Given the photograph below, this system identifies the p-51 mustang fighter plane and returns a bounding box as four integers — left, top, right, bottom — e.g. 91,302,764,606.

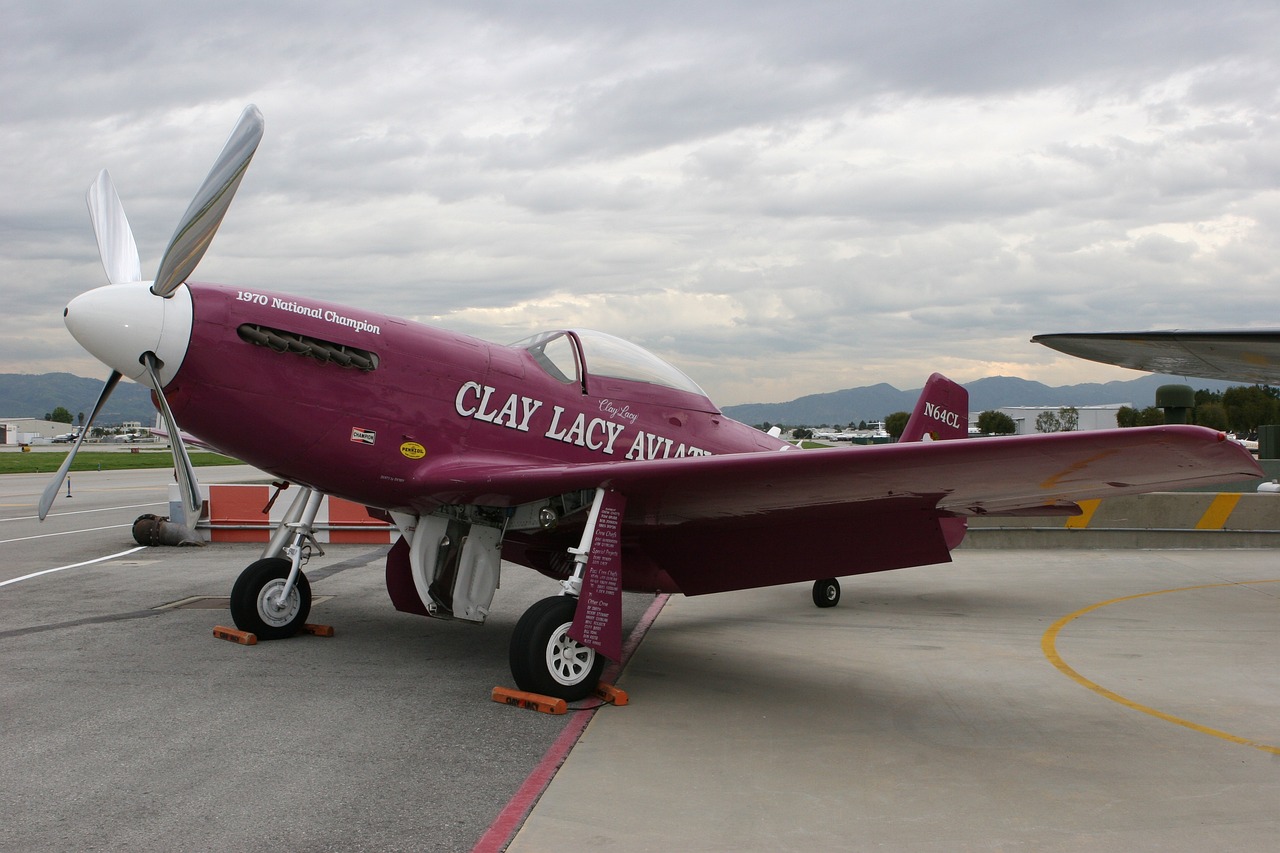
41,107,1262,700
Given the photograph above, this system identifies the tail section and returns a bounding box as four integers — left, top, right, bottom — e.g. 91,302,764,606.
901,373,969,443
900,373,969,550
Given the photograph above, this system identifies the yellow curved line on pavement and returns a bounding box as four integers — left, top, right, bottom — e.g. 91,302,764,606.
1041,580,1280,755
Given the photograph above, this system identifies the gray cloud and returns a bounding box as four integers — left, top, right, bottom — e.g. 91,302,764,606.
4,0,1279,405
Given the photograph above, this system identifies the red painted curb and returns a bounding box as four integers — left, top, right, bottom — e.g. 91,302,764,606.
471,593,670,852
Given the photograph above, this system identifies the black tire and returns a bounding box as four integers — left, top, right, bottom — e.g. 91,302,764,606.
509,596,604,701
812,578,840,608
230,557,311,640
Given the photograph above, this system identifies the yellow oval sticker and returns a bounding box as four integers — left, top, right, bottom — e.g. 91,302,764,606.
399,441,426,459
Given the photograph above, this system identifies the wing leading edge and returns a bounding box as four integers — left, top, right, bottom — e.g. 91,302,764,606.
1033,330,1280,385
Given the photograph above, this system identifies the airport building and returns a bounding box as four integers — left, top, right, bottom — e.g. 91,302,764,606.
0,417,156,445
996,404,1127,435
0,418,80,444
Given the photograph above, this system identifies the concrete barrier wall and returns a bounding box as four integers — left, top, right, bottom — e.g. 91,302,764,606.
962,492,1280,549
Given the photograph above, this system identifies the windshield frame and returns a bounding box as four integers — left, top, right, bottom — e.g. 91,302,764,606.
510,328,718,412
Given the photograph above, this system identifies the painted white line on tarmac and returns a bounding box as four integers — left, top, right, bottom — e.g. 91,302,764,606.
0,546,148,588
0,501,167,524
0,524,132,545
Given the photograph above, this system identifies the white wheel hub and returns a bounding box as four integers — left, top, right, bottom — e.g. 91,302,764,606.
257,578,301,628
545,621,595,686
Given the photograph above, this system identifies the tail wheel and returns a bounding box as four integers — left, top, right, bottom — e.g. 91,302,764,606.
812,578,840,608
230,557,311,640
509,596,605,701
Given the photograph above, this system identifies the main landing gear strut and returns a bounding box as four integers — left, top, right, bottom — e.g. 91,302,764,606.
508,487,615,701
229,486,323,639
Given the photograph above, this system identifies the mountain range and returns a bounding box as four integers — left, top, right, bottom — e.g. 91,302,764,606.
0,373,157,426
721,374,1238,427
0,371,1238,429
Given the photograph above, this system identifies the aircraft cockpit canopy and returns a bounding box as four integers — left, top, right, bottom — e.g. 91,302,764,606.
513,329,713,406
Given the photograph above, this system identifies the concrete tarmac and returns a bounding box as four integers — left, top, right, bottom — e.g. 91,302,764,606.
3,466,1278,851
0,465,647,852
509,551,1280,852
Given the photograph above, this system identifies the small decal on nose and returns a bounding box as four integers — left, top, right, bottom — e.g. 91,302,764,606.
351,427,376,445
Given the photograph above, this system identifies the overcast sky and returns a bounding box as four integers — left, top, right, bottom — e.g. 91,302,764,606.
4,1,1278,405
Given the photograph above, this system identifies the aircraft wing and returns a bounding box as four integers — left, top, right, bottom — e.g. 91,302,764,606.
1032,330,1280,385
428,425,1258,594
427,425,1258,521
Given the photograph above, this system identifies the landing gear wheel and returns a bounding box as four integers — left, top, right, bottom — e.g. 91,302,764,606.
509,596,605,701
812,578,840,608
230,557,311,640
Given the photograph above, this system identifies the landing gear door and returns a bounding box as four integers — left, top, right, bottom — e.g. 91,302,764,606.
452,525,502,622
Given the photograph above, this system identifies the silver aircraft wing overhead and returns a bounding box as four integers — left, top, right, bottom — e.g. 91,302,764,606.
1032,330,1280,385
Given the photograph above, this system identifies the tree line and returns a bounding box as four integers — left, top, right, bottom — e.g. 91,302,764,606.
1123,386,1280,437
756,385,1280,439
43,406,81,425
977,386,1280,436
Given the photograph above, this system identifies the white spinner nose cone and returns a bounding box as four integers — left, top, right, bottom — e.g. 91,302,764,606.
64,282,193,386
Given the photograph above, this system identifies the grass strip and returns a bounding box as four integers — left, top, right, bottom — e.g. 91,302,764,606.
0,451,242,475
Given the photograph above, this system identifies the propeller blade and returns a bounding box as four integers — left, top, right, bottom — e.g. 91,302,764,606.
152,105,264,298
38,370,122,520
143,353,202,520
87,170,142,284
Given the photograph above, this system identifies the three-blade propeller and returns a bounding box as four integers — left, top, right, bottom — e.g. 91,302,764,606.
38,106,264,522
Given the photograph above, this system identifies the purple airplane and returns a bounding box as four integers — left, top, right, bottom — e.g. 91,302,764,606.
40,107,1261,699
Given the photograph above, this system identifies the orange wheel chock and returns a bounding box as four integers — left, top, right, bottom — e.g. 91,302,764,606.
213,625,258,645
490,686,568,715
593,682,629,706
